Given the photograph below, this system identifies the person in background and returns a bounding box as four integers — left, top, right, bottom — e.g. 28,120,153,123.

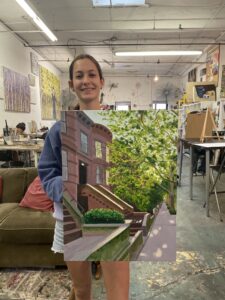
38,54,129,300
15,122,27,136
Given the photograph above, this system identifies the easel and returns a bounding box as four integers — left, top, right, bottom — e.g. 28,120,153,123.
200,108,220,142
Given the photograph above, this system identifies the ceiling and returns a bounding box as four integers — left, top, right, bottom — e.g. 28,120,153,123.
1,0,225,77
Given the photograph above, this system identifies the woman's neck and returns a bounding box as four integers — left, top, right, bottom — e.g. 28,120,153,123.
79,101,101,110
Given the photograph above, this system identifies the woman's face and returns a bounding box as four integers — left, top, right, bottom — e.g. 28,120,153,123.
69,58,104,106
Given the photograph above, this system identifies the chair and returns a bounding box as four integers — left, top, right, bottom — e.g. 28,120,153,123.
208,149,225,221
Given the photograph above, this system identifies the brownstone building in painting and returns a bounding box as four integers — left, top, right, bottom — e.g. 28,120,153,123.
61,110,134,214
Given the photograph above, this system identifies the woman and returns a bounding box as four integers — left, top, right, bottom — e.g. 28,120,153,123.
38,54,129,300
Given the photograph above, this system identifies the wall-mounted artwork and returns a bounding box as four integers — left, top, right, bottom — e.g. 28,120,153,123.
206,46,219,85
30,52,39,76
200,68,207,82
3,67,30,112
221,65,225,98
39,66,61,120
188,68,197,82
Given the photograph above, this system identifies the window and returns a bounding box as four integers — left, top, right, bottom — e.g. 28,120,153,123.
96,166,103,184
80,132,88,154
152,102,167,110
115,101,131,111
106,146,110,163
95,141,102,158
106,170,110,185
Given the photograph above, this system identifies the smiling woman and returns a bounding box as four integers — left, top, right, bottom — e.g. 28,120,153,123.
38,54,129,300
68,54,104,110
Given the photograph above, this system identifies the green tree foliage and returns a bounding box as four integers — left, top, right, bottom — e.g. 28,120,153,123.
100,110,178,212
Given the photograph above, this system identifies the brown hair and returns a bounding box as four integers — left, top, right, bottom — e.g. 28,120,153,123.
16,122,26,132
69,54,103,81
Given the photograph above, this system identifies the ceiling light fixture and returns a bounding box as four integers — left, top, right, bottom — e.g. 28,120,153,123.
153,74,159,82
16,0,57,42
92,0,145,7
115,50,202,56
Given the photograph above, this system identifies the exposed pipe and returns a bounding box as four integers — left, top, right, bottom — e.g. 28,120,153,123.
24,42,225,47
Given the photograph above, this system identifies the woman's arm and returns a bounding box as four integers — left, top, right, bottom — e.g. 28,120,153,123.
38,121,62,203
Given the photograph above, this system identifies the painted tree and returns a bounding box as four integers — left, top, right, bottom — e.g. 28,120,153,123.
100,110,178,212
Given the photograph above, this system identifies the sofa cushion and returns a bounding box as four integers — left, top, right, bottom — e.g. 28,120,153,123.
19,176,54,212
0,203,18,222
0,206,55,244
0,169,27,203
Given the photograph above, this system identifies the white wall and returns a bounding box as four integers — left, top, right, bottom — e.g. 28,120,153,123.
0,31,61,133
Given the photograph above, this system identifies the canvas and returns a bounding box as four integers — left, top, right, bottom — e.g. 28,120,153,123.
62,110,178,261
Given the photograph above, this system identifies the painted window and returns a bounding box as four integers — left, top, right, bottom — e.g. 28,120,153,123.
80,131,88,153
96,166,103,184
106,169,109,185
106,146,110,163
95,141,102,158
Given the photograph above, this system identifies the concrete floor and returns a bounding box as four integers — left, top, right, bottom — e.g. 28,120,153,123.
92,157,225,299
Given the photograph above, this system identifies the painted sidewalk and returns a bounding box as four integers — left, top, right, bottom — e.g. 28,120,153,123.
137,202,176,261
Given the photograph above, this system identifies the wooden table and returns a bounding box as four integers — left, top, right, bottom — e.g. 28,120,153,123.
0,143,43,167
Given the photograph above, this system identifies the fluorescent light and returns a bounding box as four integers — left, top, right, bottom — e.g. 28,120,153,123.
16,0,57,42
92,0,145,7
115,50,202,56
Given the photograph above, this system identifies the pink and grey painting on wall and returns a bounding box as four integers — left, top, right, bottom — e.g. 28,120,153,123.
3,67,30,113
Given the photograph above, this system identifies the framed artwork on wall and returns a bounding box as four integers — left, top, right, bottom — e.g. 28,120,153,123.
3,67,30,113
220,65,225,98
188,68,197,82
206,46,220,85
39,65,61,120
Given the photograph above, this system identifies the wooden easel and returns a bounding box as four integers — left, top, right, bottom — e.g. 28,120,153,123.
200,108,220,142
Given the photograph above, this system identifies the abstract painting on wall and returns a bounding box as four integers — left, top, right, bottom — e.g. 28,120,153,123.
39,66,61,120
3,67,30,113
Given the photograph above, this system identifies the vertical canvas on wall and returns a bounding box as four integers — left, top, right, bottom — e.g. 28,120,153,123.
220,65,225,98
39,66,61,120
206,46,220,85
188,68,197,82
3,67,30,113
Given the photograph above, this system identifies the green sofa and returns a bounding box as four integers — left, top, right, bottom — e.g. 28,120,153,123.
0,168,64,267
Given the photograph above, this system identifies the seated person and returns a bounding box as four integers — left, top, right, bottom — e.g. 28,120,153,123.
15,122,27,137
192,148,205,175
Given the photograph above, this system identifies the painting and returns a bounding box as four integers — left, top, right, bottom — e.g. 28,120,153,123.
3,67,30,112
62,110,178,261
206,46,220,85
188,68,197,82
39,66,61,120
220,65,225,98
200,68,207,82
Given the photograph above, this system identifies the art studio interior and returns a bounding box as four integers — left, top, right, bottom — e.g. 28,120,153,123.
0,0,225,299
